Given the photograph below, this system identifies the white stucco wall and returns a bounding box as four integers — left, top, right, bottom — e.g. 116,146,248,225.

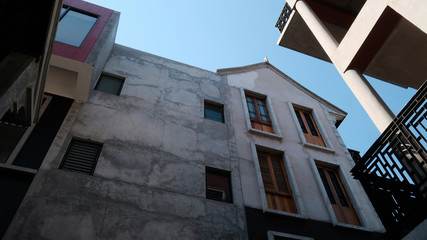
225,64,385,232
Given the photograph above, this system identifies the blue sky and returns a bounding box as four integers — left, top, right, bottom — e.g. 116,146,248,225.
85,0,416,155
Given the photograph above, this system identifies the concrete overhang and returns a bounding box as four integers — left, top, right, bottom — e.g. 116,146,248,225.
277,0,363,63
0,0,63,124
277,10,336,63
46,54,93,102
362,18,427,89
277,0,427,89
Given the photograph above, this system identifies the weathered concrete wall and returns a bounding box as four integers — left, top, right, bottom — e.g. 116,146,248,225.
5,44,246,239
7,170,245,240
225,65,385,232
86,11,120,90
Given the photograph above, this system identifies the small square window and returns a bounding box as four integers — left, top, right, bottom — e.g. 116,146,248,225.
95,74,125,96
60,138,102,175
206,167,232,203
204,101,224,123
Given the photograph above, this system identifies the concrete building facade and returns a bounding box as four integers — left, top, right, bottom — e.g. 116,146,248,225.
2,0,389,239
0,0,118,237
4,44,248,240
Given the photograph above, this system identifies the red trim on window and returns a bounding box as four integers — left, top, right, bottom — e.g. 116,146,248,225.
52,0,113,62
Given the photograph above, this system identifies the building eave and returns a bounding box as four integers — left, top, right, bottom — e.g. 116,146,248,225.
217,61,347,123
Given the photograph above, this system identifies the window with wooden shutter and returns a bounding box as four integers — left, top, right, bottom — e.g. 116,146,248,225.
206,167,232,203
294,108,325,147
317,165,361,226
59,138,102,175
246,94,274,133
258,151,297,213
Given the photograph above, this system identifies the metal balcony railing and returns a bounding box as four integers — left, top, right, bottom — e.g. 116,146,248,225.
275,3,292,33
351,82,427,238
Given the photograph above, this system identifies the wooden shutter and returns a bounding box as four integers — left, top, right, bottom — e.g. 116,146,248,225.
206,167,232,203
294,109,325,147
270,155,290,194
258,153,275,191
60,139,102,175
317,166,361,226
258,151,297,213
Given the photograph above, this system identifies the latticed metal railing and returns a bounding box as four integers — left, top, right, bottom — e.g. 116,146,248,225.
352,82,427,238
275,3,292,33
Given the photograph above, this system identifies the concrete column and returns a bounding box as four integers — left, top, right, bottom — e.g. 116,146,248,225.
342,69,394,132
294,0,338,58
294,0,395,133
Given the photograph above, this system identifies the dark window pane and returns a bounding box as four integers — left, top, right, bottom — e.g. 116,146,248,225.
204,103,224,123
295,110,308,133
246,97,257,119
0,121,27,163
257,100,269,122
303,112,319,136
55,9,97,47
95,75,124,95
328,170,349,207
246,96,253,104
317,168,336,204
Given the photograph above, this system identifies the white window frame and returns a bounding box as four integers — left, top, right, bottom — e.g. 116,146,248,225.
287,102,334,153
267,231,314,240
307,157,373,231
250,142,306,218
240,88,282,139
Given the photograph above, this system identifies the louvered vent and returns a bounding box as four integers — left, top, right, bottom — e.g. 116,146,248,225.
206,188,226,201
60,139,102,175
